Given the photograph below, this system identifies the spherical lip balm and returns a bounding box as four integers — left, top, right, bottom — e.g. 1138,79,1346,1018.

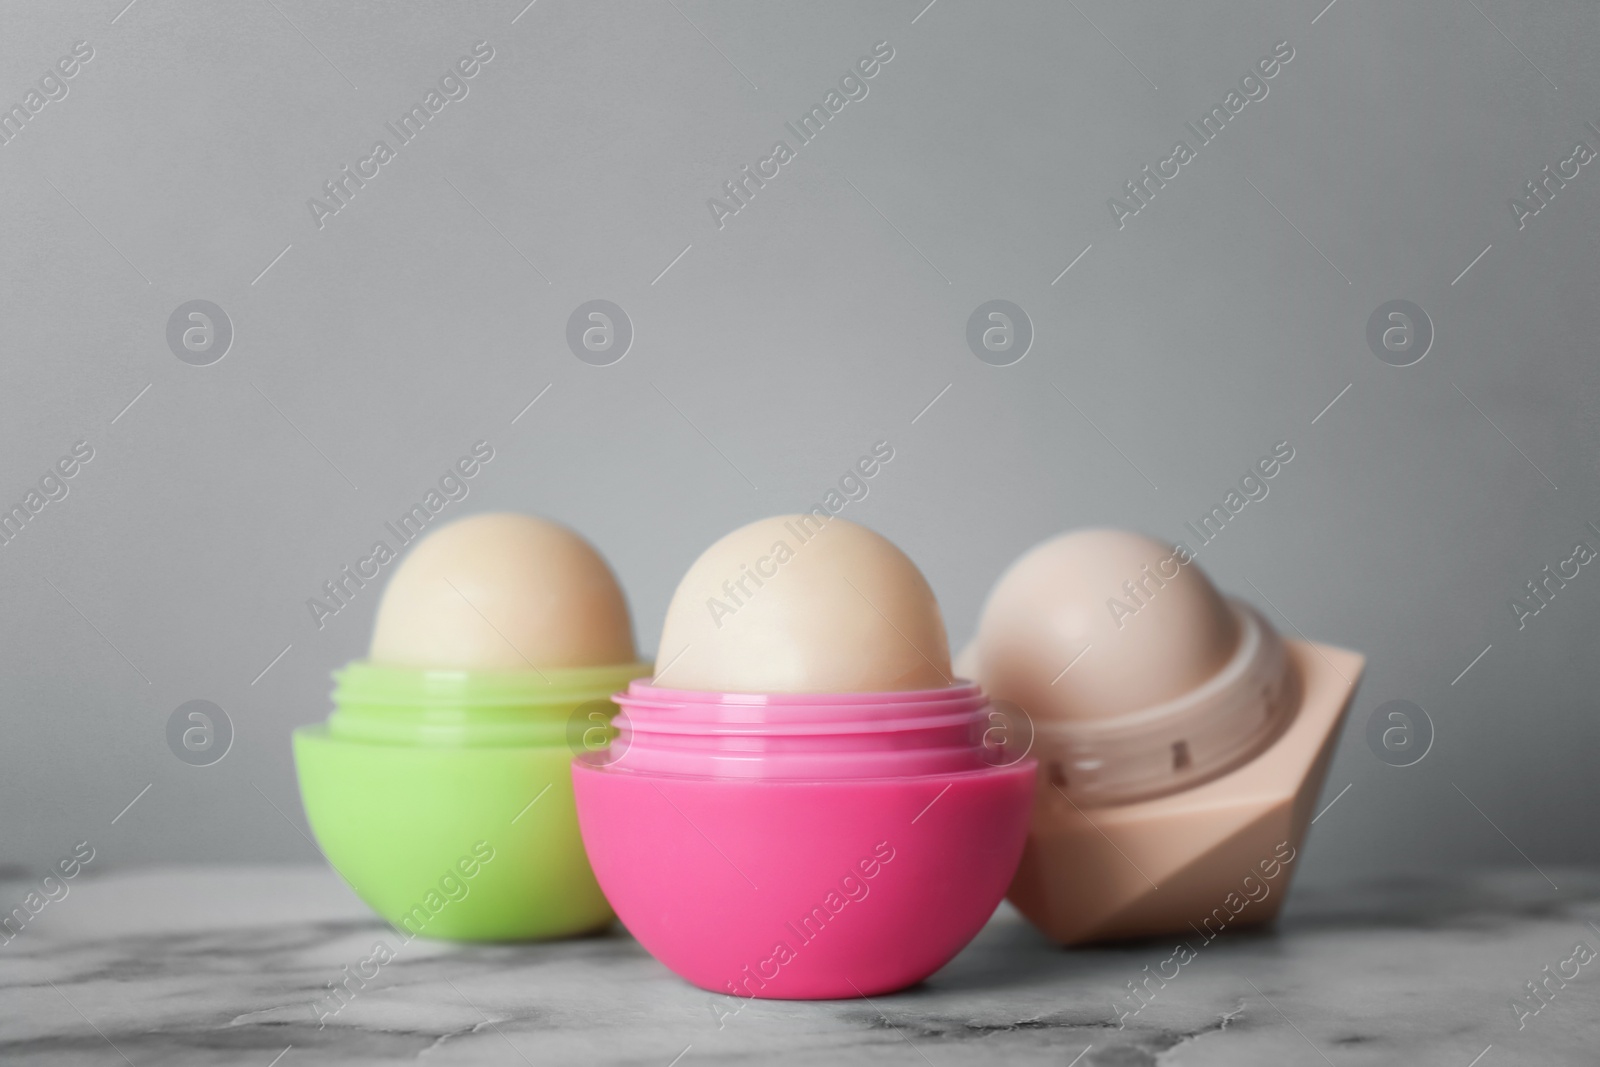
971,529,1239,729
969,528,1286,805
653,514,952,693
963,528,1365,946
293,513,650,942
370,512,637,670
572,515,1036,999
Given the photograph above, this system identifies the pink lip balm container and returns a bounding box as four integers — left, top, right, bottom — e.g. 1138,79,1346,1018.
572,514,1035,1000
573,682,1034,999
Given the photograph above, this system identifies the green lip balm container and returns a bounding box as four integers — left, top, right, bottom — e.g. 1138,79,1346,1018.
292,512,649,941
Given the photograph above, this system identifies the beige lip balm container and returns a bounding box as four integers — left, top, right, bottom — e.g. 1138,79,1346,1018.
959,529,1364,946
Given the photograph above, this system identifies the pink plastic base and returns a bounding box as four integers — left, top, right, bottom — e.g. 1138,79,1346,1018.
573,761,1035,999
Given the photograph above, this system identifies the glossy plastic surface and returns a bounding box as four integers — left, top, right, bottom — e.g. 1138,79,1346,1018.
574,760,1035,998
293,660,648,941
1008,640,1363,945
610,681,996,779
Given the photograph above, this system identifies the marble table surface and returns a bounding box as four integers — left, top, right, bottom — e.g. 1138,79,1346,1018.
2,865,1596,1066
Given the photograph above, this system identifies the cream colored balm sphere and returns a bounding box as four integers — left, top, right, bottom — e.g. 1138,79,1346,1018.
968,529,1237,724
655,515,952,694
369,513,636,670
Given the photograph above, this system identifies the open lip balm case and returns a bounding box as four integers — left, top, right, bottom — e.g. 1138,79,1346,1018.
294,513,650,941
959,529,1364,945
573,515,1037,998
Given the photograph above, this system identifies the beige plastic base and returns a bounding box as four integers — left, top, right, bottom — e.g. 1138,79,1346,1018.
1008,640,1364,945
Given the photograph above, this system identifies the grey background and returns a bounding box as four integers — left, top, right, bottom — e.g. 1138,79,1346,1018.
2,0,1595,893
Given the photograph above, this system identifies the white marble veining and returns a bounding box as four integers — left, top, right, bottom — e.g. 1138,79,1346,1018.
2,866,1597,1065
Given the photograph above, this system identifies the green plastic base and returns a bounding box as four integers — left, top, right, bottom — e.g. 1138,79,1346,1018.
293,725,614,941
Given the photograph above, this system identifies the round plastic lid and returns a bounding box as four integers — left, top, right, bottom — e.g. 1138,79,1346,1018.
1033,600,1295,805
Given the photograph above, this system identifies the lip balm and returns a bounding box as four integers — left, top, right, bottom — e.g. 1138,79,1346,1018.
572,515,1036,999
959,529,1363,945
293,513,650,941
